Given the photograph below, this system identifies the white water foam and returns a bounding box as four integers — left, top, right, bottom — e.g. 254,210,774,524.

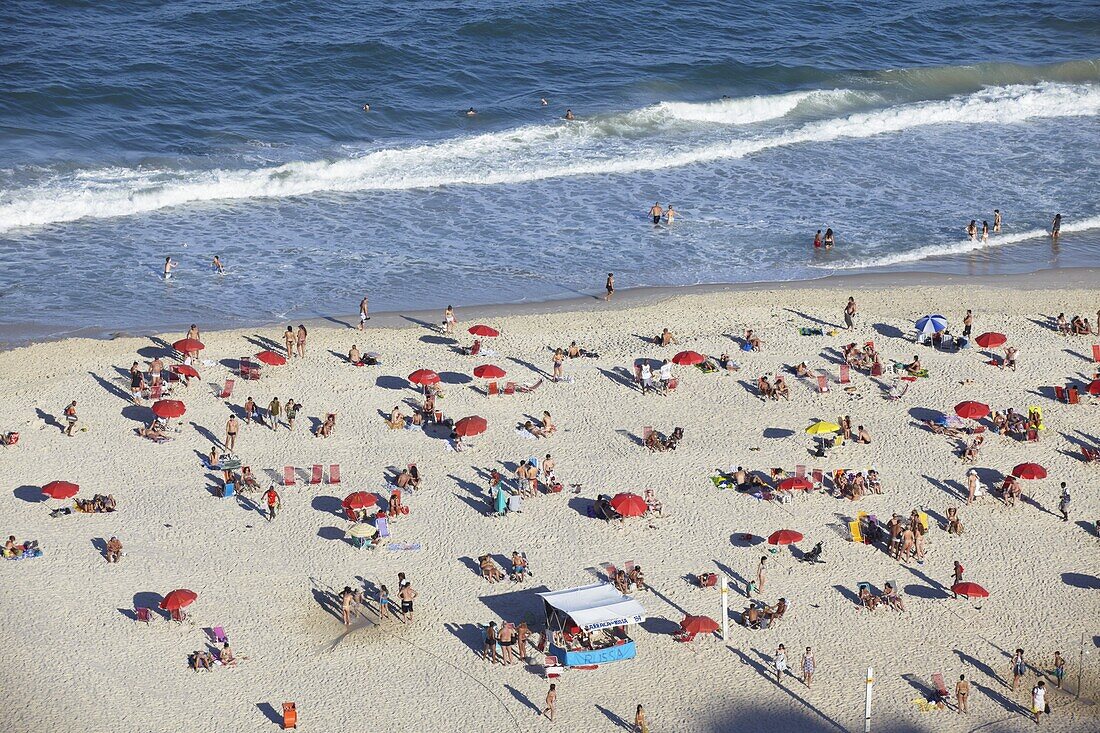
650,89,862,124
0,82,1097,232
814,214,1100,270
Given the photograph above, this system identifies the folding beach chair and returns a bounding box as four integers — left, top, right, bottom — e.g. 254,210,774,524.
282,702,297,729
283,466,296,486
839,365,850,384
211,626,228,644
135,607,151,623
848,520,864,544
666,377,679,392
486,381,499,397
795,465,806,479
1081,446,1099,463
544,655,563,679
811,468,824,489
328,464,341,484
216,379,235,399
932,672,950,707
1054,385,1066,402
148,382,163,400
1068,387,1080,405
870,360,883,377
643,489,662,516
600,562,617,582
817,373,829,393
1093,344,1100,363
503,382,516,396
309,464,322,485
857,582,874,611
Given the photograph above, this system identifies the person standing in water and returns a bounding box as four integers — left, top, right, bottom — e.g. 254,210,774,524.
163,256,177,280
664,204,676,225
563,109,574,120
1051,213,1062,238
605,273,614,301
649,202,663,225
993,209,1002,232
813,230,823,248
981,221,989,242
966,220,977,241
212,255,224,274
823,228,834,248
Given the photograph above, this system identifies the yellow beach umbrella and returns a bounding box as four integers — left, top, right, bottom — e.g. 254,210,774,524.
346,523,376,539
805,421,840,435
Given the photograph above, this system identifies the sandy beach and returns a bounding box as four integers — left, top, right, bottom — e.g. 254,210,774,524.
2,272,1099,733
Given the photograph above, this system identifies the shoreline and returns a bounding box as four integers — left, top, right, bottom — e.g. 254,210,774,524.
4,266,1098,351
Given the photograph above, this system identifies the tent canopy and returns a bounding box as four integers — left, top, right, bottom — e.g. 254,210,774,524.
539,583,645,632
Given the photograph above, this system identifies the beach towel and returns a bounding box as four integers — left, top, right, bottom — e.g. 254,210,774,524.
799,327,824,336
710,475,735,490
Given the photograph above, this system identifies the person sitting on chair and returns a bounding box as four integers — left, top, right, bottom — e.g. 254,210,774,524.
742,604,762,629
880,583,905,611
479,554,503,583
795,362,811,378
858,585,878,610
745,329,763,351
629,565,646,591
645,430,663,452
764,597,787,623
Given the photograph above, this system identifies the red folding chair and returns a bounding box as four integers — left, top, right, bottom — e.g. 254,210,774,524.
1054,385,1066,402
503,382,516,395
328,464,341,484
283,466,296,486
1068,387,1080,405
839,365,850,384
487,381,499,397
870,360,883,377
217,379,235,399
309,464,322,485
135,607,151,623
816,373,829,393
795,465,806,478
1093,344,1100,363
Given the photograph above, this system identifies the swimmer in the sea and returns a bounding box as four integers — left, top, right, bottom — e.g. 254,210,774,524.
163,256,177,280
540,98,548,106
564,109,575,121
649,202,663,225
212,255,224,274
362,103,370,112
993,209,1001,232
466,107,477,116
665,204,676,225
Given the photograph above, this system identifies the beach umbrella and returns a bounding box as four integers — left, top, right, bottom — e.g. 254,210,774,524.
170,364,199,378
951,582,989,599
151,399,186,419
954,401,989,420
679,615,720,635
473,364,506,379
454,415,487,437
1011,463,1047,480
342,492,377,510
41,480,79,500
767,529,804,546
1087,379,1100,396
172,338,204,353
974,332,1007,349
915,315,948,335
468,325,499,338
346,523,376,539
610,492,649,517
805,421,840,435
159,588,198,611
407,369,440,386
671,350,705,366
777,477,813,491
256,350,286,366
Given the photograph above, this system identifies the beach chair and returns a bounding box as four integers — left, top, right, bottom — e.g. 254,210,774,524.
503,382,516,396
816,373,829,393
328,464,341,484
212,626,228,644
1081,446,1099,463
282,702,297,730
857,582,875,611
1068,387,1080,405
643,426,653,443
216,379,235,399
135,607,152,623
148,382,163,400
666,377,679,393
848,520,864,544
283,466,296,486
917,511,929,532
309,464,322,485
623,560,636,588
544,655,563,679
870,360,883,377
468,340,481,356
486,381,499,397
601,562,617,583
1054,385,1066,402
839,365,850,384
932,673,950,707
795,465,806,478
811,468,824,489
1093,344,1100,362
887,381,908,400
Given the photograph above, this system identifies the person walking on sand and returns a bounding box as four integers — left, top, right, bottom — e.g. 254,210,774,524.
963,309,973,339
801,647,815,688
605,273,614,301
283,326,295,358
634,704,648,733
1032,679,1047,724
443,305,456,334
1011,648,1027,691
398,582,417,622
225,414,239,451
774,644,789,683
994,209,1002,232
163,256,177,280
1052,651,1066,689
1058,482,1070,522
63,400,78,436
541,683,557,721
295,324,307,358
358,296,370,329
268,396,281,431
649,202,663,225
262,485,280,521
844,296,857,329
956,674,970,713
340,586,356,626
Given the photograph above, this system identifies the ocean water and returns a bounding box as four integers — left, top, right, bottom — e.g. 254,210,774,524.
1,1,1099,340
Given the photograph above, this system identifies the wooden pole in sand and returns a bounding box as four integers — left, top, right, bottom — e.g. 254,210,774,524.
720,576,729,641
864,666,874,733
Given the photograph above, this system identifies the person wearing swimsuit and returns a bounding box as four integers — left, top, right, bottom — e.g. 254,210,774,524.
1051,213,1061,237
813,229,822,248
823,228,834,248
649,202,663,225
605,273,614,301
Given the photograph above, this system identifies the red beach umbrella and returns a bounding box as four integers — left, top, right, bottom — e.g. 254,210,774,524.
473,364,506,380
159,588,198,611
777,477,813,491
1011,463,1047,480
454,415,487,437
610,492,648,517
407,369,440,386
951,582,989,599
172,338,204,353
767,529,804,545
256,350,286,366
671,350,705,366
170,364,199,378
974,333,1007,349
342,492,377,510
468,325,499,338
1087,379,1100,396
954,401,989,420
151,399,186,419
41,480,79,500
680,615,720,635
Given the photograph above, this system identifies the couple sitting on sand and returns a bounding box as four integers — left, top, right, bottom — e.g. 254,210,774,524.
741,598,786,629
757,375,789,400
645,427,683,452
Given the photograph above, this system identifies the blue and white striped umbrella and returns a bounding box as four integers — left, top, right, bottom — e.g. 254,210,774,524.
915,314,948,335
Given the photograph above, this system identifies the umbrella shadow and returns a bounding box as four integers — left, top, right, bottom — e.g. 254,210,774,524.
375,375,406,390
640,615,680,635
13,485,44,503
132,591,164,617
311,495,344,517
872,322,905,340
1061,572,1100,589
317,526,347,542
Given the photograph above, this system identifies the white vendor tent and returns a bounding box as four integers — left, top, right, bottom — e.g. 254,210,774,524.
539,582,646,632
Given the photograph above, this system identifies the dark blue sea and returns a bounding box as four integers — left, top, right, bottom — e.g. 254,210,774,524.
1,0,1098,339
